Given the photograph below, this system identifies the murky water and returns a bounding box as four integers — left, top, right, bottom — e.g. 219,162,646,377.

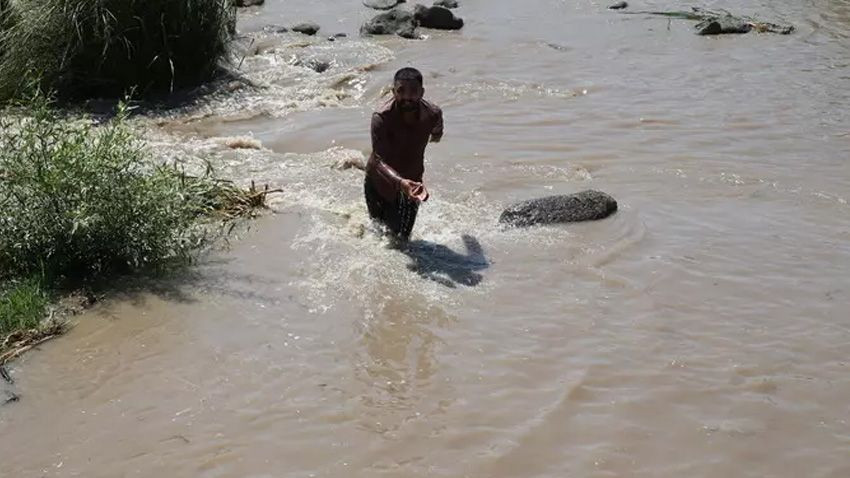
2,1,849,476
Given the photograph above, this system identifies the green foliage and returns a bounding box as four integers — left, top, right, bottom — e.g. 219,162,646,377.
0,92,210,281
0,0,235,101
0,278,48,336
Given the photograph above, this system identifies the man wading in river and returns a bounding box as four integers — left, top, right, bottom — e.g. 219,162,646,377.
366,67,443,242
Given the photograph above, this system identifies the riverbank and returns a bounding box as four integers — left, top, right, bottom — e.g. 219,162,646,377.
0,93,278,372
0,1,277,368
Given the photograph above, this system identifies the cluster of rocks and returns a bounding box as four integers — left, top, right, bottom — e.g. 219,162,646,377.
361,1,465,39
234,0,465,42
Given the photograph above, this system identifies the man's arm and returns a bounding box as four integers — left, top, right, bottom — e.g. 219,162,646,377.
368,113,426,202
430,106,444,143
368,113,402,189
369,112,421,201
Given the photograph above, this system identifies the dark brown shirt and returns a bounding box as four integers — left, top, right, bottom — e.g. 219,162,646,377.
367,98,443,200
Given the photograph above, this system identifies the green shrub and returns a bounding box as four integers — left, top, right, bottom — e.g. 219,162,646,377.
0,92,209,281
0,278,48,336
0,0,13,56
0,0,235,101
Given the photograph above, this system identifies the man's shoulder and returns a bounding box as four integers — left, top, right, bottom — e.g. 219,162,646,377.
374,98,395,117
420,99,442,117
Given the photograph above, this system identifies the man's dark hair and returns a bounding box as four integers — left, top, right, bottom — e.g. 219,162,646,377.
394,67,423,85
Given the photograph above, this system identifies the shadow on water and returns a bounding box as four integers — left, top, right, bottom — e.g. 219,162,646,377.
400,234,490,288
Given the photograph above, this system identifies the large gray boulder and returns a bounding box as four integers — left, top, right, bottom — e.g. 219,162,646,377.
361,9,418,39
499,190,618,227
414,5,464,30
363,0,405,10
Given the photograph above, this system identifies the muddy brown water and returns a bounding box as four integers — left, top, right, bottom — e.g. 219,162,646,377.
2,1,849,476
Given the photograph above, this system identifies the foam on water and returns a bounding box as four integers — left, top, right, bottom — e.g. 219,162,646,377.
147,32,393,125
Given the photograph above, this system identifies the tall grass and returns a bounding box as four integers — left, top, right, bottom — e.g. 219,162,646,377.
0,91,278,359
0,91,274,283
0,0,235,101
0,279,48,337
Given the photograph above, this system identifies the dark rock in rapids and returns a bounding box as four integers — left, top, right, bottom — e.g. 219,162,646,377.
499,190,618,227
234,0,264,7
2,390,19,406
306,59,331,73
361,9,419,39
434,0,460,9
0,365,12,385
364,0,406,10
292,22,321,35
608,1,628,10
414,5,464,30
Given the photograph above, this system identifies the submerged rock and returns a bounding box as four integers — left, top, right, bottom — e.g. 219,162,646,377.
616,7,794,36
262,24,289,34
499,190,618,227
361,9,418,39
306,59,331,73
292,22,320,35
608,1,628,10
2,390,18,406
414,5,464,30
696,15,794,35
363,0,405,10
434,0,459,8
235,0,265,7
695,16,752,35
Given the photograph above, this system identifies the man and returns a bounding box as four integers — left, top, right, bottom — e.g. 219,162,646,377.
366,67,443,242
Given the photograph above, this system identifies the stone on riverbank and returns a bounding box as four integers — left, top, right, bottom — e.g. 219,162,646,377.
361,9,418,39
499,190,618,227
414,5,464,30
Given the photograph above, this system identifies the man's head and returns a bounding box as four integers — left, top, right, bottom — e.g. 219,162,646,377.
393,67,424,113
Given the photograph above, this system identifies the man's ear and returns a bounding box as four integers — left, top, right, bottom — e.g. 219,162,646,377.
420,86,426,97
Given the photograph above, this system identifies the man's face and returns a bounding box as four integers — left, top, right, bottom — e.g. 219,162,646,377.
393,79,424,113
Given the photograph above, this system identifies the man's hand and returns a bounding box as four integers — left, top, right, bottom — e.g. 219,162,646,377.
400,179,429,203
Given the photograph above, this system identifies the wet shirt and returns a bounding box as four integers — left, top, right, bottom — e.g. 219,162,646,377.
368,98,443,200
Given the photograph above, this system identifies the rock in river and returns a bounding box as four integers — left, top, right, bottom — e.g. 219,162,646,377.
434,0,459,8
292,22,321,35
363,0,405,10
414,5,464,30
499,190,618,227
361,9,418,39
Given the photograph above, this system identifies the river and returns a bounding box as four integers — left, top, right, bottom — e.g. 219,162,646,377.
1,0,849,476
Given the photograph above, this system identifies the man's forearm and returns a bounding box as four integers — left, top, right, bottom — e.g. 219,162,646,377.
367,153,403,191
